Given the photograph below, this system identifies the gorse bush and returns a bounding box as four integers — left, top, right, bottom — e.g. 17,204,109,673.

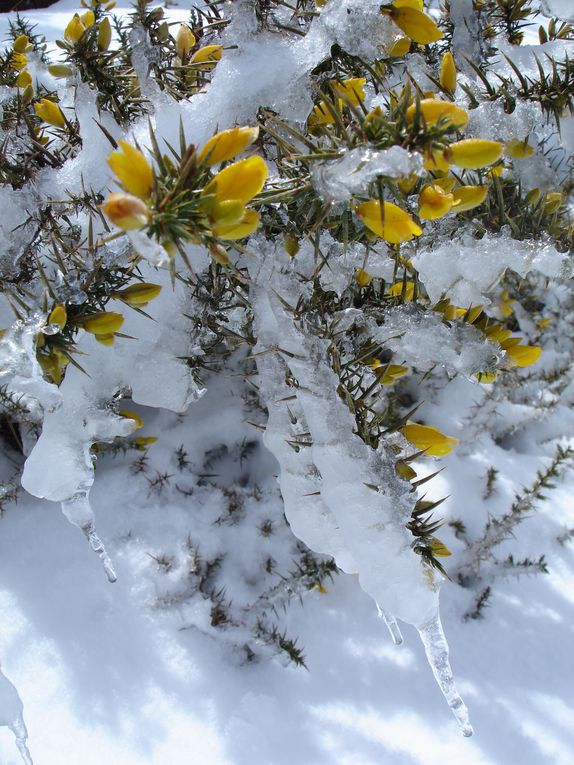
1,0,573,740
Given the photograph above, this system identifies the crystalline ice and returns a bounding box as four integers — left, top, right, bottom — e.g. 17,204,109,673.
311,147,423,203
0,663,33,765
418,614,474,737
61,492,117,583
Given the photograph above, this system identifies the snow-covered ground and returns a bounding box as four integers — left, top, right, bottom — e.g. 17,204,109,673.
1,1,574,763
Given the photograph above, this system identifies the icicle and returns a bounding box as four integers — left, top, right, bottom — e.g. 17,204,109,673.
418,613,473,737
61,493,117,583
377,605,403,645
0,664,33,765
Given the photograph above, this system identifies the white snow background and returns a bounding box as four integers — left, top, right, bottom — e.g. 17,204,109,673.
0,1,574,763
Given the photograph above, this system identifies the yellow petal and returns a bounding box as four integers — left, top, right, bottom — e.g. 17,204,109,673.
48,64,74,78
13,35,30,53
199,126,259,166
505,344,542,367
331,77,366,105
402,423,458,456
112,283,162,306
34,98,66,127
176,24,196,59
506,138,534,159
543,192,563,214
355,268,373,287
48,304,67,330
356,200,422,243
388,36,411,56
445,138,503,169
406,98,468,128
205,156,268,204
213,209,260,240
210,199,246,226
102,192,151,230
119,409,144,429
11,51,27,71
389,7,444,45
64,14,87,44
81,311,124,335
190,44,222,64
418,184,454,219
387,281,415,300
15,69,32,88
107,141,154,199
98,17,112,52
452,185,488,212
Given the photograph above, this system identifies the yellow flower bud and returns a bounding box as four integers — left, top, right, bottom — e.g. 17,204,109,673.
134,436,157,449
439,51,457,92
396,462,417,480
505,344,542,368
95,334,116,346
525,188,541,205
387,6,444,45
190,44,223,65
355,268,373,287
331,77,366,105
213,209,260,240
209,243,231,266
387,36,411,56
48,304,67,330
204,156,268,204
112,283,162,306
107,140,154,199
102,192,151,230
13,35,30,53
406,98,468,128
372,362,410,385
418,183,454,219
97,17,112,51
80,10,95,27
356,200,422,243
402,423,458,456
284,234,299,257
198,126,259,166
48,64,74,78
34,98,66,128
444,138,503,169
81,311,124,335
38,349,69,385
506,138,534,159
176,24,196,59
543,192,563,214
15,69,32,88
451,185,488,213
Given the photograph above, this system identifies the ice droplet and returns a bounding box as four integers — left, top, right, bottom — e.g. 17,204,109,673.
0,664,33,765
418,614,473,737
377,605,404,645
61,493,117,583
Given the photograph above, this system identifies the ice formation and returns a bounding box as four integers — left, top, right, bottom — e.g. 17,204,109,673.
0,664,33,765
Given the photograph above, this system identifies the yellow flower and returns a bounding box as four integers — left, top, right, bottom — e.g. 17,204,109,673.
176,24,196,59
331,78,366,105
102,192,151,230
423,148,452,174
38,349,69,385
80,312,124,345
112,283,162,306
64,14,89,44
397,174,418,194
388,37,411,56
402,423,458,456
198,126,260,166
209,199,246,226
107,141,154,199
308,100,340,126
499,289,514,318
429,536,452,557
204,156,268,204
98,17,112,52
11,52,27,71
444,138,503,169
119,409,144,429
48,304,67,330
439,51,457,93
418,183,455,219
190,44,222,65
213,209,260,240
525,188,541,205
433,176,455,192
451,185,488,212
506,138,534,159
356,200,422,243
13,35,31,53
15,69,32,88
134,436,157,449
388,6,444,44
406,98,468,128
505,344,542,367
387,281,416,300
34,98,66,127
487,163,504,179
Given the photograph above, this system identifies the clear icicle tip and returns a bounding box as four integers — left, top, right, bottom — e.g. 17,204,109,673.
61,493,117,583
418,613,473,737
377,605,404,645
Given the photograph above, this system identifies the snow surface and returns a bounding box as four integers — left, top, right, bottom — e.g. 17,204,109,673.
0,1,574,764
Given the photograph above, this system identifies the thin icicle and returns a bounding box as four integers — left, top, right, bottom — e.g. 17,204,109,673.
61,493,117,583
418,613,473,737
0,664,33,765
377,606,404,646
